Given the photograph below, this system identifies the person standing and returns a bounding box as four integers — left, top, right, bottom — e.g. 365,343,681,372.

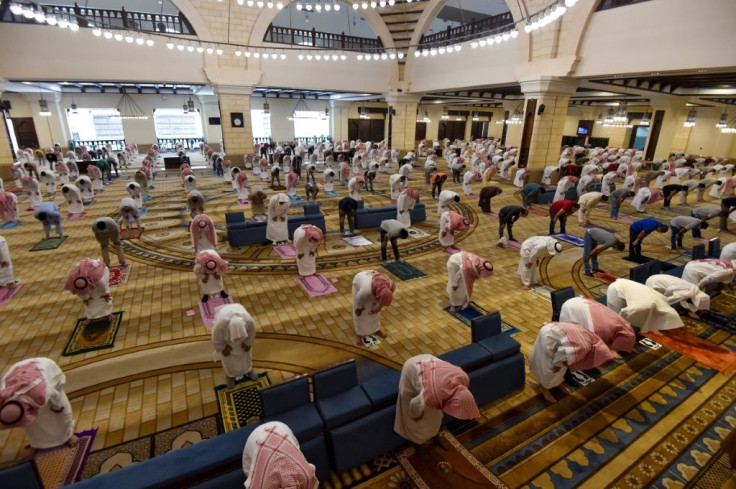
497,205,528,244
582,228,625,276
549,199,579,235
628,218,668,260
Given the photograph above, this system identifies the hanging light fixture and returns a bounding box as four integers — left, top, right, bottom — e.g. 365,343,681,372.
263,101,270,114
187,96,196,113
70,97,78,114
683,108,697,128
441,107,449,120
640,110,650,126
359,106,370,119
183,103,189,113
604,108,614,124
595,113,603,125
613,102,628,123
110,91,148,120
716,111,728,128
288,97,313,120
472,112,479,121
38,98,51,117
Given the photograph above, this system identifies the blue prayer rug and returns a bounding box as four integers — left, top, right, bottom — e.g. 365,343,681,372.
325,191,340,197
443,302,519,335
0,221,21,230
554,234,585,247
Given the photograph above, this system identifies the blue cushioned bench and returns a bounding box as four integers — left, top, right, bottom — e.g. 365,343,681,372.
226,206,327,247
354,201,426,229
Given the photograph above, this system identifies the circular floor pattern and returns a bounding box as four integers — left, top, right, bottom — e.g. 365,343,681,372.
118,178,478,273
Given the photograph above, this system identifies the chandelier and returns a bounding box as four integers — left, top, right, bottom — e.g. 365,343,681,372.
296,0,340,11
595,113,603,125
716,111,728,128
496,104,522,125
111,92,148,120
288,98,314,120
612,102,628,123
415,106,430,123
640,110,650,126
359,106,370,119
683,109,697,128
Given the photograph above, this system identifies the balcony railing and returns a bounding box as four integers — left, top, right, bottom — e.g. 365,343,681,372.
420,11,514,48
596,0,652,11
264,24,383,53
157,137,204,151
0,1,196,35
72,139,126,151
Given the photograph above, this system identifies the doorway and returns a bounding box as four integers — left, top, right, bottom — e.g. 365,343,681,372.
628,125,650,151
11,118,39,149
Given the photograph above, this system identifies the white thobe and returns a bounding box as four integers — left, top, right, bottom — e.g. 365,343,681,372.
396,193,415,227
1,358,74,449
513,169,529,188
682,261,735,289
438,211,455,248
0,236,15,286
194,265,224,296
293,227,319,276
238,186,249,201
438,191,458,216
542,166,558,186
323,170,334,192
632,188,651,212
553,177,574,202
389,174,404,200
393,354,444,444
645,274,710,312
529,324,574,389
23,180,43,208
601,172,620,197
463,172,477,195
184,177,197,193
606,279,683,332
721,242,736,262
0,193,18,222
62,185,84,214
517,236,557,287
211,304,256,378
79,267,113,320
446,253,469,308
352,271,383,336
266,195,289,243
348,178,363,201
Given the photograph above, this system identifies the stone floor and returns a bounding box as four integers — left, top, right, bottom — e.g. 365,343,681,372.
0,152,733,468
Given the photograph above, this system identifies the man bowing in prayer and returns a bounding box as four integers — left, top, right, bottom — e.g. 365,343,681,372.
517,236,562,290
394,354,480,449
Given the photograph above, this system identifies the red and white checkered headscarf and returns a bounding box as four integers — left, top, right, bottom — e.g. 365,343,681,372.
191,214,216,251
461,251,493,299
555,322,620,371
417,357,479,419
195,250,228,276
0,360,46,428
248,426,318,489
370,271,395,313
64,259,106,296
447,211,471,232
237,171,248,190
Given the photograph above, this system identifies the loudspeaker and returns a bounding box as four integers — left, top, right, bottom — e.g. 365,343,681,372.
537,104,546,115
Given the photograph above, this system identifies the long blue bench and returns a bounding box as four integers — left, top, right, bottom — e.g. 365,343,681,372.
354,201,427,229
226,205,326,247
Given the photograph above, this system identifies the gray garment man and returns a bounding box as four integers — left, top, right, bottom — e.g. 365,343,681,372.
92,217,126,266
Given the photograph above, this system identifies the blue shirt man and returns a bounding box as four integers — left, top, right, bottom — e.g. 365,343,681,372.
34,202,63,240
628,218,668,259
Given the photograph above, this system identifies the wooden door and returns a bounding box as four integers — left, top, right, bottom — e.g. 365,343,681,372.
518,99,536,167
644,110,664,161
11,117,39,149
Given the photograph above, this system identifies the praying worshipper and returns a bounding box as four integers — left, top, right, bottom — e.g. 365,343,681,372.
38,169,55,196
396,188,419,227
267,193,290,244
22,176,43,209
306,163,318,186
662,184,685,208
250,191,268,220
187,190,206,219
446,251,494,311
517,236,562,289
719,196,736,232
497,205,528,245
722,242,736,262
364,164,378,192
438,190,460,216
64,258,114,326
600,170,622,199
582,228,625,276
10,165,24,188
430,172,447,199
482,161,498,186
549,199,579,235
352,270,395,346
576,174,599,198
34,202,63,241
439,211,471,249
558,297,636,352
542,165,560,186
513,167,530,188
230,167,241,193
61,184,84,216
305,182,319,202
449,155,465,183
606,278,684,332
682,259,735,292
211,303,258,387
126,182,143,208
183,174,197,194
380,219,410,262
462,170,481,196
477,186,502,214
521,182,545,209
92,217,126,267
293,224,324,276
119,198,143,231
577,191,603,226
0,235,19,287
270,164,281,188
237,172,250,202
530,322,620,402
322,168,335,193
690,207,723,238
348,176,365,201
87,165,104,194
645,274,711,318
286,172,299,198
389,174,407,200
22,161,40,180
0,358,78,455
669,216,707,251
0,191,19,224
628,218,668,260
399,160,413,181
76,175,95,203
610,188,634,220
242,421,318,489
696,177,716,202
194,249,229,303
394,354,480,448
632,187,663,213
339,196,359,236
553,175,578,202
190,214,217,254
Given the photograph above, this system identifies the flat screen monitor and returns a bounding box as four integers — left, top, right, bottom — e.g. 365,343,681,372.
577,126,589,135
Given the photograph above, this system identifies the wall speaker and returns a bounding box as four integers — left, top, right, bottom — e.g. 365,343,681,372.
537,104,546,115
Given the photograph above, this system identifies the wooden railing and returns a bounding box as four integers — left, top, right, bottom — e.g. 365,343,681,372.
420,11,514,47
264,24,382,52
596,0,652,11
0,1,196,35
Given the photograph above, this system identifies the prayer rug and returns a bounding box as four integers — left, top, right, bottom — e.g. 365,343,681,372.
108,264,131,287
442,303,519,335
0,220,21,229
382,260,426,281
82,200,96,206
34,429,97,489
699,311,736,335
623,254,655,264
527,207,549,217
592,271,619,283
343,235,372,246
273,244,297,259
289,195,304,202
483,212,499,218
642,329,736,374
443,247,461,255
138,208,148,215
407,227,430,238
361,334,381,348
80,417,219,481
505,240,522,250
215,372,271,433
64,212,85,221
553,234,585,247
529,285,554,303
616,216,636,224
270,185,286,191
198,295,234,329
142,195,153,201
120,227,143,240
62,312,123,356
325,191,340,197
237,198,249,205
297,274,338,297
395,429,509,489
30,235,68,251
0,283,22,306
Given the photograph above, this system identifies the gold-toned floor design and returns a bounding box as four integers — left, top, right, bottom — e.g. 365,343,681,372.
0,153,733,485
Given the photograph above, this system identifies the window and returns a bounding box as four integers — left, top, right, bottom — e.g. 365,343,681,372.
153,108,203,139
293,111,329,138
67,108,125,141
251,109,272,138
